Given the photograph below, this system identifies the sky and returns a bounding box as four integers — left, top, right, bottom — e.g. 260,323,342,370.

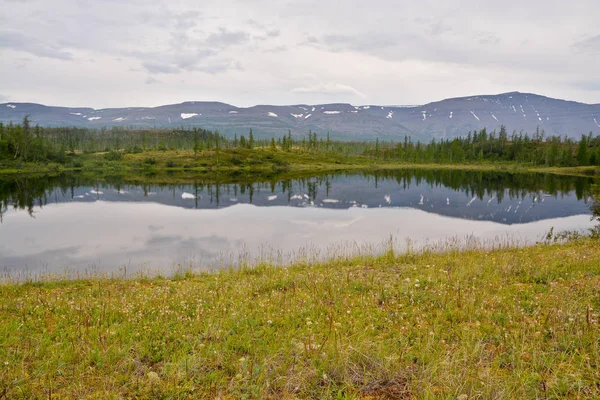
1,0,599,108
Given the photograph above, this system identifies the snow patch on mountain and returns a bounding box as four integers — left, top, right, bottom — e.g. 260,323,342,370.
181,113,199,119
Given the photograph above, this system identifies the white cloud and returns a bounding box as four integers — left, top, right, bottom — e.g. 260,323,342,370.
0,0,598,107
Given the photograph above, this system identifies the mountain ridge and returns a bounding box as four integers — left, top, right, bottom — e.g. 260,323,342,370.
2,92,599,141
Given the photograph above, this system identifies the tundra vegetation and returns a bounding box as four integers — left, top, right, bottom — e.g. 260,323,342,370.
1,119,600,176
0,235,599,399
1,119,600,398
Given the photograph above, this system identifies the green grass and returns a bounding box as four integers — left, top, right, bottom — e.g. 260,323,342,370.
1,238,599,398
1,148,599,178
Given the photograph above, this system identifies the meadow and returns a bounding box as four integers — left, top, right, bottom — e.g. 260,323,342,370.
1,237,599,399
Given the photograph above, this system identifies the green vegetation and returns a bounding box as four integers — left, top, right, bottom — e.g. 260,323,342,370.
1,238,599,398
2,119,600,398
1,119,600,176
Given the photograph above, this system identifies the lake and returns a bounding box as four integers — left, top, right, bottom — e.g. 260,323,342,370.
0,169,597,278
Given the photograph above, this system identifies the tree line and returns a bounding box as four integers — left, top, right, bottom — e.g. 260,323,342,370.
1,118,600,167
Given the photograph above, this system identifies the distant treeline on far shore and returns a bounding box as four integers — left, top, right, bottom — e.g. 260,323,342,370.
1,117,600,167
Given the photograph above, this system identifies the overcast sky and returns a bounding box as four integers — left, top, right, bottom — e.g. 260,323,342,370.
1,0,599,108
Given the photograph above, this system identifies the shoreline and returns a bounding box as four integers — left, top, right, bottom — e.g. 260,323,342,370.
1,148,599,178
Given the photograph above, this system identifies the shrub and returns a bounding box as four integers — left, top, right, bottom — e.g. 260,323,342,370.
166,160,176,168
143,157,157,165
230,157,243,166
104,151,123,161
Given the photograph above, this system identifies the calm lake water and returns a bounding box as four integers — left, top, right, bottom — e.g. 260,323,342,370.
1,170,597,278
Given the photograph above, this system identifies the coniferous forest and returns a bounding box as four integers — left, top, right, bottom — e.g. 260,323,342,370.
1,117,600,168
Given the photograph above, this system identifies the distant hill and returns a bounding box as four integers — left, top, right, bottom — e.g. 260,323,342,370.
1,92,599,141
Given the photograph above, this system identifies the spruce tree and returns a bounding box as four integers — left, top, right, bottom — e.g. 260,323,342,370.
577,134,588,165
248,129,254,149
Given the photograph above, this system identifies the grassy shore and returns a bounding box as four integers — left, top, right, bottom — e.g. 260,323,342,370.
1,238,599,399
1,148,599,178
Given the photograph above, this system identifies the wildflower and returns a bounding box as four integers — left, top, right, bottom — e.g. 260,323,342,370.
267,320,273,324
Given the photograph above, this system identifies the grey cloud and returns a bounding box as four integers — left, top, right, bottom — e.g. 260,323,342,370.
173,50,216,69
254,29,282,42
312,29,567,75
0,31,72,60
573,34,600,53
428,21,453,36
145,76,161,85
206,28,249,48
320,33,398,53
172,10,203,31
245,18,266,30
195,60,243,75
143,61,180,74
1,0,599,107
135,24,248,75
413,17,453,36
141,52,240,75
477,34,500,45
264,45,288,53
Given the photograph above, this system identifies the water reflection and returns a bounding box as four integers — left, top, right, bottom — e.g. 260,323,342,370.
1,170,597,224
0,170,598,277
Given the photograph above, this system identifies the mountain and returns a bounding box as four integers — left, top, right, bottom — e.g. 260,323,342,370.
1,92,599,141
